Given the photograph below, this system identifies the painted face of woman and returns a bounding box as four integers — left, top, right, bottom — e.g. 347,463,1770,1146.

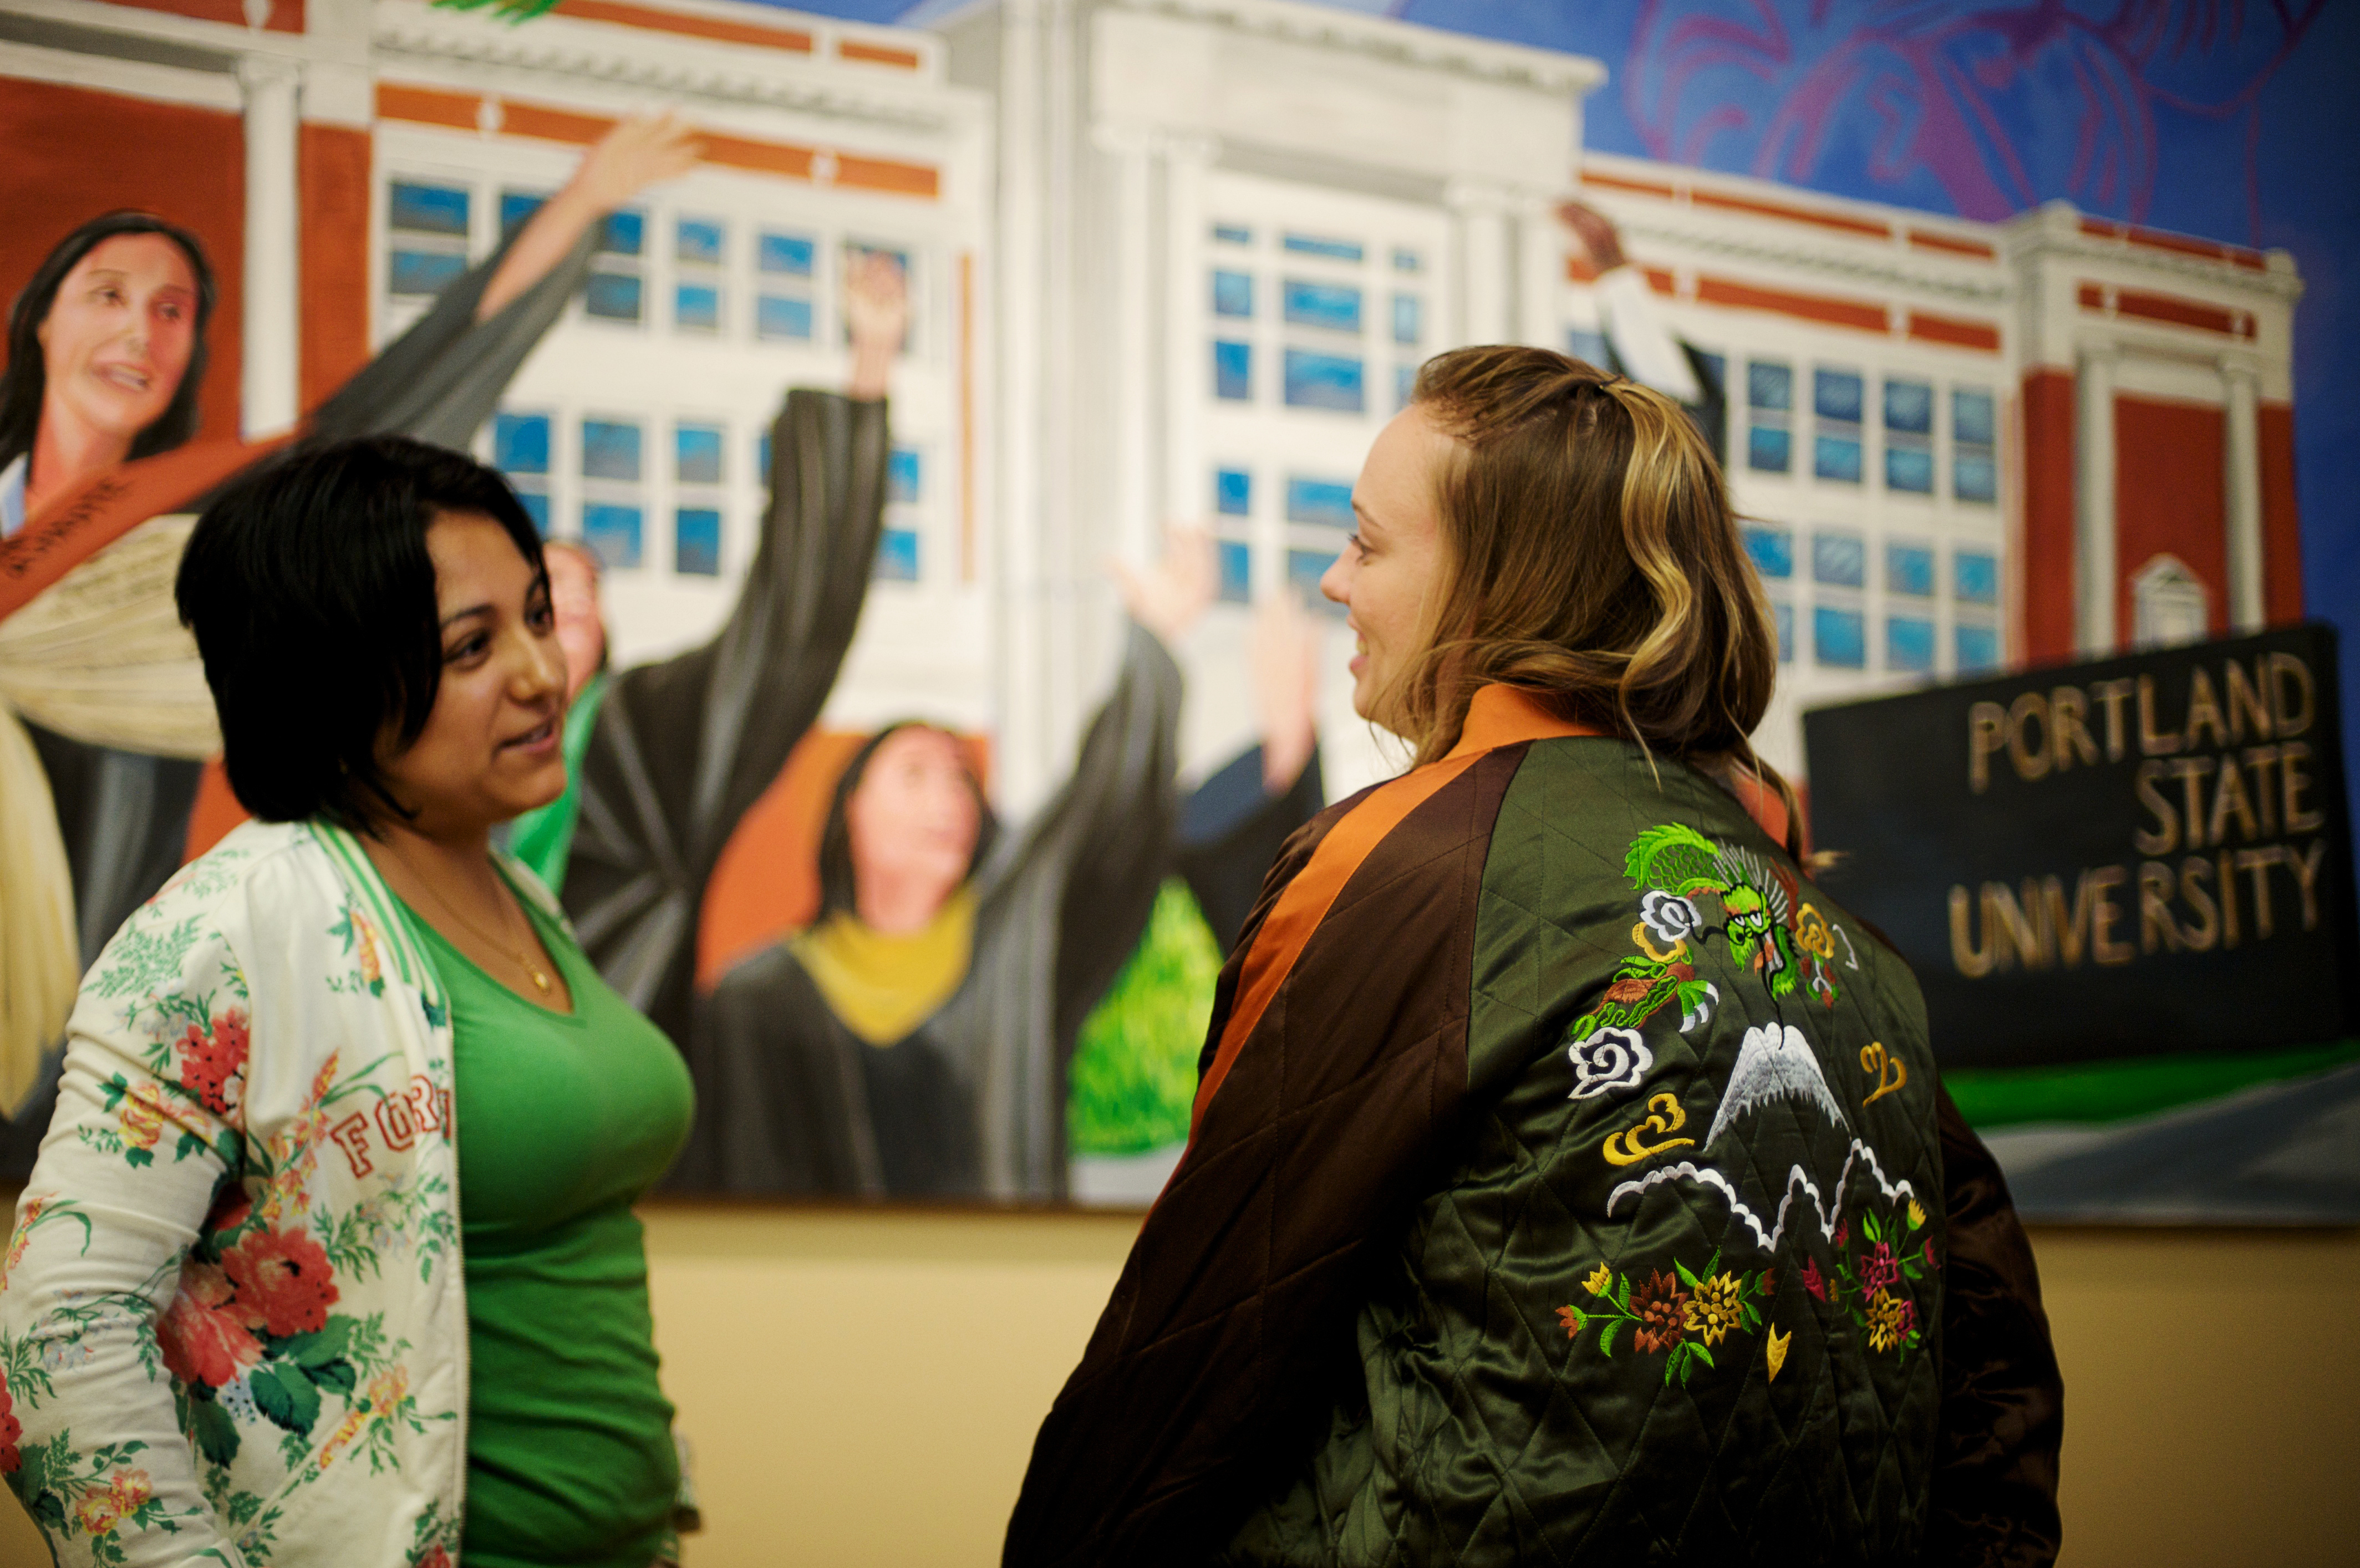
376,511,568,837
37,233,199,449
846,727,980,931
1321,402,1456,726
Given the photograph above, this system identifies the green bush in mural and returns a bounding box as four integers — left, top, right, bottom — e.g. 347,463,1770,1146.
1068,878,1222,1157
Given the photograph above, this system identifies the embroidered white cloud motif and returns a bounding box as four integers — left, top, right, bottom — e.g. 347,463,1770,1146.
1604,1139,1919,1255
1567,1026,1653,1099
1639,889,1704,945
1704,1022,1848,1146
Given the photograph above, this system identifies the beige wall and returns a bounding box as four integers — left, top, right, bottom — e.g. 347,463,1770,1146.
2,1213,2354,1566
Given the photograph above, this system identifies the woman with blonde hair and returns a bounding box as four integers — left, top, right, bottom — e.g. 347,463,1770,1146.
1005,347,2061,1567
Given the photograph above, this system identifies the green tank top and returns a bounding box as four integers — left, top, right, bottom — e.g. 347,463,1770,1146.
395,877,695,1568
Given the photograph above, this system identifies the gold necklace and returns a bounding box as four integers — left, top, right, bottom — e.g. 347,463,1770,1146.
385,841,553,995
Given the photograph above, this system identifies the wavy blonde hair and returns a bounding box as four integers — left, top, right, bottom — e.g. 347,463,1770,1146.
1381,345,1794,843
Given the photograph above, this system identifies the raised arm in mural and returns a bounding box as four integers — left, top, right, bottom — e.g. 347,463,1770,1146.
686,534,1228,1199
1558,198,1728,465
0,115,698,1147
557,250,906,1052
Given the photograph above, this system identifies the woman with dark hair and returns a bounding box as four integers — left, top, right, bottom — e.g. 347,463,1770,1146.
0,116,696,1154
1005,348,2062,1567
2,435,695,1566
684,540,1324,1200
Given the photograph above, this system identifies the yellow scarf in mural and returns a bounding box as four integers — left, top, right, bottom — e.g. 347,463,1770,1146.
789,887,978,1047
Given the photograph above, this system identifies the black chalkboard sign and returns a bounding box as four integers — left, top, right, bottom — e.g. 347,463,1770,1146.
1802,624,2359,1070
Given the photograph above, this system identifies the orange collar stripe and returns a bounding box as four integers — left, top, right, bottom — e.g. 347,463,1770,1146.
1186,687,1604,1137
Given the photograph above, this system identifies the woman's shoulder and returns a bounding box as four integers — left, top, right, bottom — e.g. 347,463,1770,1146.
88,819,347,978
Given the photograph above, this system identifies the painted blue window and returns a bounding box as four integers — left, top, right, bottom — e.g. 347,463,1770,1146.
1213,340,1252,401
1212,223,1253,246
1283,349,1364,413
494,413,550,475
876,528,920,582
1884,379,1934,435
757,294,814,341
1748,360,1793,411
390,182,469,236
1956,623,2002,672
757,432,771,482
1214,468,1252,517
584,273,643,322
674,284,720,332
1392,248,1422,273
1283,279,1362,333
513,490,550,534
581,420,642,482
1813,532,1866,588
499,191,546,237
1887,616,1936,673
1742,526,1793,579
1955,551,2000,605
1886,445,1935,493
1283,234,1364,263
389,251,468,297
1814,369,1864,424
1287,548,1336,603
675,509,722,577
1955,450,1998,503
888,447,922,505
1212,270,1254,318
598,211,644,257
1285,477,1355,530
1395,364,1416,413
1773,602,1795,663
1814,434,1863,483
1567,329,1611,369
1888,543,1935,597
759,232,816,276
676,424,724,485
1814,605,1866,669
1215,539,1252,604
1747,425,1791,473
582,503,643,569
677,219,725,266
1954,388,1996,447
1392,293,1421,345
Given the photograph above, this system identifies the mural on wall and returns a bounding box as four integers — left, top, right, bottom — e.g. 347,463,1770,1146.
0,0,2351,1212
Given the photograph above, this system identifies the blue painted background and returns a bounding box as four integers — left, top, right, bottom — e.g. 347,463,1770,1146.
784,0,2360,836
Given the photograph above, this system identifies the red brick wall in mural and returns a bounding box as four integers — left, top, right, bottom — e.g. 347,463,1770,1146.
2113,396,2230,639
0,77,246,451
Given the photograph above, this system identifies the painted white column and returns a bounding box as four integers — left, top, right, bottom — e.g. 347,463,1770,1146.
237,57,301,439
1095,125,1158,572
1515,194,1561,350
1447,180,1509,347
995,0,1050,815
2073,343,2118,656
1161,136,1215,530
2221,362,2265,633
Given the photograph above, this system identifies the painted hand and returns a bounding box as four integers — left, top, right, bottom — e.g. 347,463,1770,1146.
845,250,908,399
1113,526,1217,647
1556,198,1627,273
569,113,703,211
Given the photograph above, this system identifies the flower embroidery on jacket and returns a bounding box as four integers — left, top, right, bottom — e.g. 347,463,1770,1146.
1802,1201,1934,1360
222,1228,340,1339
174,1011,249,1118
1559,1251,1774,1386
156,1263,263,1392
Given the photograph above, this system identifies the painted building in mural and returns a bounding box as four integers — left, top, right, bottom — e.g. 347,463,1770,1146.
0,0,2307,801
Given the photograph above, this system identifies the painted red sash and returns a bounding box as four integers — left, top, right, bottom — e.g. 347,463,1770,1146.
0,437,289,626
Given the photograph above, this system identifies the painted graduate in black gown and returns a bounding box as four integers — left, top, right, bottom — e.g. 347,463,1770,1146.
679,540,1323,1202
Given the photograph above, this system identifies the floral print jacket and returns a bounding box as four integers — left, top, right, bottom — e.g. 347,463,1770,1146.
0,818,537,1566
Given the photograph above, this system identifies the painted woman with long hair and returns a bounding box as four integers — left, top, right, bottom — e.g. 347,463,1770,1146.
1006,347,2062,1567
0,117,696,1146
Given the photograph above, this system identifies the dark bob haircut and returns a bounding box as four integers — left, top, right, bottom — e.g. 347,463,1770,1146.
815,722,999,921
176,434,546,831
1,212,217,473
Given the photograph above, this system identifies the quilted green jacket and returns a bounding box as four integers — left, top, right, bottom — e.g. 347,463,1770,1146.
1008,688,2062,1567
